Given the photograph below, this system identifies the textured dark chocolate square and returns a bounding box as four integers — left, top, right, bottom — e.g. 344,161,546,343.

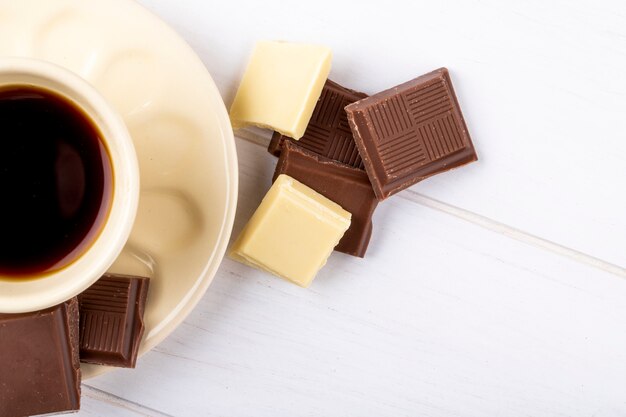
346,68,477,200
0,299,81,417
274,141,378,257
269,79,367,169
78,273,149,368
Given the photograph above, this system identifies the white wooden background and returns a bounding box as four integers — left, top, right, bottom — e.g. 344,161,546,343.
77,0,626,416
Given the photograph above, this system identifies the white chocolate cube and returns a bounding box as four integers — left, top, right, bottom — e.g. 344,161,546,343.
229,41,332,140
229,175,351,287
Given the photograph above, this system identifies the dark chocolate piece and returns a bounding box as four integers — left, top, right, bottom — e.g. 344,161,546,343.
274,141,378,257
269,79,367,169
78,273,149,368
345,68,477,200
0,299,81,417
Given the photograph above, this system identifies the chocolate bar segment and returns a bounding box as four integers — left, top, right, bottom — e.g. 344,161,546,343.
346,68,477,199
78,273,149,368
269,79,367,169
230,41,332,139
230,174,351,288
0,299,81,417
274,141,378,257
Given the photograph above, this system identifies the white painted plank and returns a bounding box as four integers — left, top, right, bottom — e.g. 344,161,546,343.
76,1,626,414
138,0,626,266
85,138,626,417
78,385,171,417
77,400,142,417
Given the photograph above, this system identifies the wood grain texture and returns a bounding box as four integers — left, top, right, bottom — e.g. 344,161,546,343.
85,138,626,417
79,0,626,416
138,0,626,266
79,385,173,417
79,399,147,417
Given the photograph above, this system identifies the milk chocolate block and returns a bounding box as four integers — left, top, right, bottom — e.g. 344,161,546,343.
274,142,377,257
78,273,150,368
0,299,81,417
269,80,367,169
346,68,477,199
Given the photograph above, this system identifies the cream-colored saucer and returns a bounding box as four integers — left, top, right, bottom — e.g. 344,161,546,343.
0,0,238,378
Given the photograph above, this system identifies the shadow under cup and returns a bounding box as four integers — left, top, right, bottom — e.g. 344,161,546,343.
0,85,113,279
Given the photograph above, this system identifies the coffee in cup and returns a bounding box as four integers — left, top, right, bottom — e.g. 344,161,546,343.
0,86,114,278
0,58,139,313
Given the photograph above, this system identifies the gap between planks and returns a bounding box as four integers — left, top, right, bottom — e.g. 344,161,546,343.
82,384,174,417
235,128,626,280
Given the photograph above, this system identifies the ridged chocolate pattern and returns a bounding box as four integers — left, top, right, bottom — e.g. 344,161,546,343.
79,279,132,313
406,80,451,125
345,68,477,199
78,274,149,368
80,279,134,354
365,77,465,177
269,80,367,169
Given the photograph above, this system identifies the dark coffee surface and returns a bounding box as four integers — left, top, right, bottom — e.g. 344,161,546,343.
274,142,378,258
346,68,477,199
78,273,150,368
0,298,81,417
0,86,112,277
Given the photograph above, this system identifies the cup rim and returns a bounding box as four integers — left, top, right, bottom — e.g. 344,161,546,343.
0,57,140,313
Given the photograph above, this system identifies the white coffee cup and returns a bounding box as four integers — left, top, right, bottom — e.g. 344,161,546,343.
0,58,139,313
